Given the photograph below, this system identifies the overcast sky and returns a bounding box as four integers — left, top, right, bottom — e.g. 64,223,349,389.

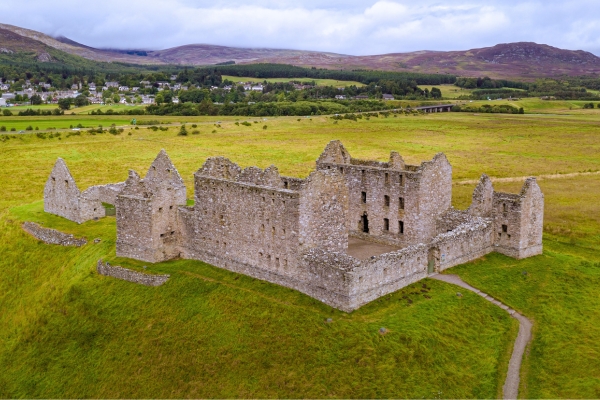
2,0,600,55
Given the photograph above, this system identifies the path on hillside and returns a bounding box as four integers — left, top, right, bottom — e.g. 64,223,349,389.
429,274,532,400
456,170,600,185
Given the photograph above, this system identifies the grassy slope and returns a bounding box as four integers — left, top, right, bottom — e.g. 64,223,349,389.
0,201,514,398
0,111,599,397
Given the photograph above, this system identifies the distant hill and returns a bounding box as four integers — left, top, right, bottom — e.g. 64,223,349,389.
2,22,600,79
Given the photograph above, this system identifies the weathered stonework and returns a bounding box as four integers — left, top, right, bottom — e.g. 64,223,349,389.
97,260,170,286
44,158,124,224
22,221,87,246
44,141,544,312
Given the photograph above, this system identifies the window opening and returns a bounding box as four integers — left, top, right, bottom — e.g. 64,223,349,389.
384,195,390,207
361,213,369,233
502,224,508,233
384,218,389,231
399,220,404,234
361,191,367,203
399,197,404,210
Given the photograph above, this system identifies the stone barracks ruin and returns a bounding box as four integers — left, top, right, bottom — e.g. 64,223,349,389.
44,141,544,312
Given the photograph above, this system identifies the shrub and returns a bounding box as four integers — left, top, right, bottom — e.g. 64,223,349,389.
0,126,6,131
2,109,12,116
212,129,217,133
263,125,267,130
191,124,197,128
36,132,47,139
136,119,160,125
192,130,200,135
178,124,188,136
10,127,16,131
241,121,251,126
25,126,33,131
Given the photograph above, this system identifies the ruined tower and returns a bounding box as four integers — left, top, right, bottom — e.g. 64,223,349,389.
492,177,544,259
315,140,452,247
115,150,187,263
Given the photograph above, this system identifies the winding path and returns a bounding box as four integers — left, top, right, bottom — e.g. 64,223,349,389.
429,274,532,400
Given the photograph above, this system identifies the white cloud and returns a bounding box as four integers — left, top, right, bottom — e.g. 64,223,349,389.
1,0,599,55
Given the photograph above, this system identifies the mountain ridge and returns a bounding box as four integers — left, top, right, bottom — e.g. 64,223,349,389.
2,22,600,79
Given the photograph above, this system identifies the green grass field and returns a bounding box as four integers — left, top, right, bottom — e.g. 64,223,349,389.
1,110,600,397
419,84,474,99
222,75,365,87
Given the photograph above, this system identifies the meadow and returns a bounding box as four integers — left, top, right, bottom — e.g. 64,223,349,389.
222,75,365,87
1,108,600,397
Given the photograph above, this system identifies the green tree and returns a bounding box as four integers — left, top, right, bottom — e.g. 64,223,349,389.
30,94,42,105
430,87,442,99
58,98,72,110
74,94,89,107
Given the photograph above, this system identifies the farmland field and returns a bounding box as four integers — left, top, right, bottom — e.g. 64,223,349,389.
222,75,365,87
1,109,600,398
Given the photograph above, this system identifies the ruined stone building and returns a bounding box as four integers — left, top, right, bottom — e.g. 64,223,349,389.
43,141,544,311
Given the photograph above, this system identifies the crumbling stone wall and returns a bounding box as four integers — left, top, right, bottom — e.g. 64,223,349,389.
115,150,187,263
44,158,124,224
492,178,544,259
22,221,87,246
96,260,170,286
316,141,452,248
299,169,349,252
43,142,545,312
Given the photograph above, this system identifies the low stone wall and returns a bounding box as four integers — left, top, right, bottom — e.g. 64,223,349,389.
22,221,87,246
96,260,170,286
433,219,494,271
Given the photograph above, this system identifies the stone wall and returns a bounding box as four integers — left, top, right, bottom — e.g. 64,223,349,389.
316,141,452,248
22,221,87,246
43,142,545,312
115,150,187,263
96,260,170,286
44,158,90,223
44,158,124,224
492,178,544,259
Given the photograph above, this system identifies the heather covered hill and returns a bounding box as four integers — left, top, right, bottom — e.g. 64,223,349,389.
2,23,600,79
